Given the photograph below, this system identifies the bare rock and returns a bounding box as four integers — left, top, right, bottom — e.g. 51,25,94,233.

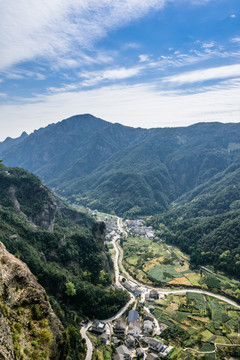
0,241,65,359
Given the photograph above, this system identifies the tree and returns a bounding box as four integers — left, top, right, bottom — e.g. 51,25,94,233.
65,282,76,296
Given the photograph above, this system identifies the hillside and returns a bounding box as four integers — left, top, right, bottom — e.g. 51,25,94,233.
2,115,240,216
0,165,129,359
0,241,65,360
148,162,240,278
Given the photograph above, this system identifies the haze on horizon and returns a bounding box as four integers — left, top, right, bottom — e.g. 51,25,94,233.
0,0,239,141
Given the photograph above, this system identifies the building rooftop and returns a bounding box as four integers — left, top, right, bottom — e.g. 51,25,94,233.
128,310,139,323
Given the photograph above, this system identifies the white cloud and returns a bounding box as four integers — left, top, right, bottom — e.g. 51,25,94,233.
230,14,236,18
0,77,239,140
1,69,46,81
232,37,240,43
0,0,166,70
79,66,142,86
139,54,150,62
202,42,215,49
163,64,240,85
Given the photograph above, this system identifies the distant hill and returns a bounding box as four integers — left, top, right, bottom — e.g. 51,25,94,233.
0,131,28,154
2,114,240,217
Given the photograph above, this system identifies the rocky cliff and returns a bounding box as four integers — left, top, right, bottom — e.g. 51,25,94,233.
0,241,65,360
0,167,56,231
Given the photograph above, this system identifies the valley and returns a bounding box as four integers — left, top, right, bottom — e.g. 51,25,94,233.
1,115,240,359
83,211,240,360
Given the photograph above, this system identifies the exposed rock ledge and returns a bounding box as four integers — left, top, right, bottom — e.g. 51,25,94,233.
0,241,65,360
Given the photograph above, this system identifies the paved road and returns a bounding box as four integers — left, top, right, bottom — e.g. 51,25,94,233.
80,322,93,360
184,347,215,354
82,223,135,360
117,217,240,310
82,214,240,359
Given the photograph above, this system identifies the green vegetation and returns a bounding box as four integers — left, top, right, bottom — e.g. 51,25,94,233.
148,164,240,280
2,116,240,278
123,235,239,298
3,116,240,218
152,292,240,359
0,166,129,359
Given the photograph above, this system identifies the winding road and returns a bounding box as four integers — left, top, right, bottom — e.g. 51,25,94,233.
82,215,240,359
117,218,240,310
80,322,93,360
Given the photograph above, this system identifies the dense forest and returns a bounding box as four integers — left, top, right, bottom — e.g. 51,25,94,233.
1,114,240,281
0,166,129,359
2,115,240,217
147,163,240,278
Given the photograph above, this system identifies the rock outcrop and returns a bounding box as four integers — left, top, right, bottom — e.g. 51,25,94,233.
30,189,57,231
0,167,57,231
0,241,65,359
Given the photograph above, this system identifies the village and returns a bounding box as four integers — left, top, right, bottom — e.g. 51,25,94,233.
84,216,173,360
103,218,155,241
87,284,173,360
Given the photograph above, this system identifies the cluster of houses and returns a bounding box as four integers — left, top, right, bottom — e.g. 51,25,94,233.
88,307,173,359
122,279,163,302
104,218,119,240
125,220,154,239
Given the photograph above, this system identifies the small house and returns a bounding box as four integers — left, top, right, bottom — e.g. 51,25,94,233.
116,345,131,360
143,312,155,322
149,339,165,353
128,321,140,337
89,320,106,334
142,320,154,334
146,353,159,360
125,335,135,348
149,290,159,300
128,310,138,324
136,348,144,358
114,320,126,336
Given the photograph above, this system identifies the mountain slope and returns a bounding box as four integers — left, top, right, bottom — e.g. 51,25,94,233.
0,131,28,154
54,120,240,216
0,241,65,360
148,163,240,278
0,165,129,359
1,115,240,217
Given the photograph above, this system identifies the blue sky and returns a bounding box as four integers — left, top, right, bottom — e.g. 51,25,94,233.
0,0,239,140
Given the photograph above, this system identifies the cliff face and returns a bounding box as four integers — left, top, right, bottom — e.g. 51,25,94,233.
0,241,65,360
0,167,56,231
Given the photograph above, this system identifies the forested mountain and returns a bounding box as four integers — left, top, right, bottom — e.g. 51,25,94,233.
0,165,129,359
2,115,240,217
0,131,28,154
1,114,240,277
148,162,240,277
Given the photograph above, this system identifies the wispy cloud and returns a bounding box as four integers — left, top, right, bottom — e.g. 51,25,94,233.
79,66,142,87
163,64,240,85
1,77,239,140
0,68,46,81
0,0,167,71
202,42,215,49
232,37,240,43
139,54,151,62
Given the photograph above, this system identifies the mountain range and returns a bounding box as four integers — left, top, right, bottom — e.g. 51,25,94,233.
1,114,240,218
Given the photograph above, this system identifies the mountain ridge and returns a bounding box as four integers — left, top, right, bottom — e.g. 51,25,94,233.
1,114,240,217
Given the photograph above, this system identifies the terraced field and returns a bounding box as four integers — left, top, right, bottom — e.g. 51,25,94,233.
150,293,240,359
122,236,240,298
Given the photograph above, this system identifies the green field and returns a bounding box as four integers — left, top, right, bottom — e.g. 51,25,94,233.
148,265,180,282
151,292,240,360
122,233,240,298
